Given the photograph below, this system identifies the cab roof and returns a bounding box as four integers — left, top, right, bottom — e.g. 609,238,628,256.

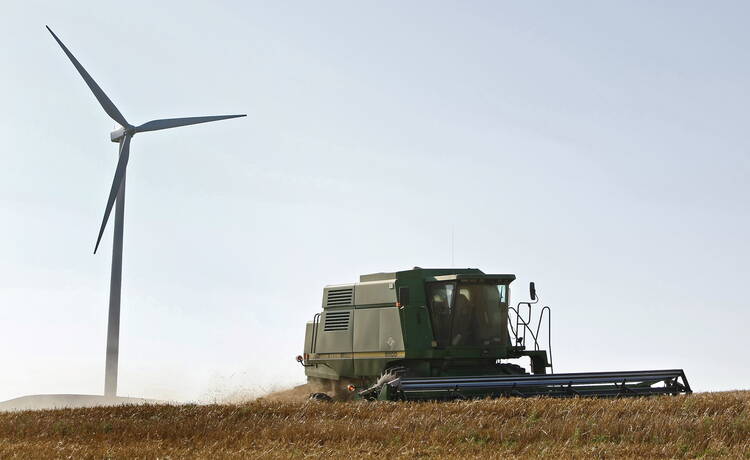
359,267,516,283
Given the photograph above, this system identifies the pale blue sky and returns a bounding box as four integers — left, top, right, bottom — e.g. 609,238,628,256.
1,1,748,402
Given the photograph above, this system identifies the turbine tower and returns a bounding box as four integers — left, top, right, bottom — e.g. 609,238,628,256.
46,26,245,398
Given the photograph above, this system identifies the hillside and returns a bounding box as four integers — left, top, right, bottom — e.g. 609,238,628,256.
1,391,748,459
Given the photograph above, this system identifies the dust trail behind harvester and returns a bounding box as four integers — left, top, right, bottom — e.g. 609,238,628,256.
256,383,316,402
218,381,328,404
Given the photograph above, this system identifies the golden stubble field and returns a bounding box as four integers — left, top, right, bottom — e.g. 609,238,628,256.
1,391,748,459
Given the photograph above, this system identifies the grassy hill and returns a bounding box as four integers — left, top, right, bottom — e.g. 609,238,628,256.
1,391,748,458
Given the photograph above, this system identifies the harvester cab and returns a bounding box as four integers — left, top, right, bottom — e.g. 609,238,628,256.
299,267,691,401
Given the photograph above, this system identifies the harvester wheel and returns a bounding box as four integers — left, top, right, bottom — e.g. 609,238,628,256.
309,392,333,402
499,363,527,375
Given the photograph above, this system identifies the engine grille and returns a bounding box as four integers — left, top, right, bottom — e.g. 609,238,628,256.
326,287,354,307
324,311,351,331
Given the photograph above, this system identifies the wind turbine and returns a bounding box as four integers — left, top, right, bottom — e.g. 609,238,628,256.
46,26,246,398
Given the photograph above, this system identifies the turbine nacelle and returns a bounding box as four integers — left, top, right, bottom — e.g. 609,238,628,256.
110,126,128,143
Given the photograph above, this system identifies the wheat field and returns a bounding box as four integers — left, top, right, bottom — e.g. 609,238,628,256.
1,391,748,459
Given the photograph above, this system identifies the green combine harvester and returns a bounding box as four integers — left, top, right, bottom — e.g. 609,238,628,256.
297,267,691,401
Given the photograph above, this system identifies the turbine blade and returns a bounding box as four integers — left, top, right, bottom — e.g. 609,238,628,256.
46,26,129,127
135,114,246,133
94,135,131,254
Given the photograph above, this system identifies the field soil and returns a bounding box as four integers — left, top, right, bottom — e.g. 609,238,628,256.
1,391,749,459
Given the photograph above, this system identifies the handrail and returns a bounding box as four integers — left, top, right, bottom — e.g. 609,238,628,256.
507,305,543,350
507,302,553,373
539,306,552,373
311,313,321,354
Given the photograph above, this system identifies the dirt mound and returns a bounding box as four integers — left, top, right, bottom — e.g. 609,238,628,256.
0,394,161,412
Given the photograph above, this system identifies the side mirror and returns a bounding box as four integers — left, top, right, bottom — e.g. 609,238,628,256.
398,286,410,307
529,282,536,301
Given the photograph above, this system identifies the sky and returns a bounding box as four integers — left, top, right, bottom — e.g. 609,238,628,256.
1,1,748,402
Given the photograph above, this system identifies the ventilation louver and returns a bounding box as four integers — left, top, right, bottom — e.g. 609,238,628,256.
324,311,351,331
326,287,354,307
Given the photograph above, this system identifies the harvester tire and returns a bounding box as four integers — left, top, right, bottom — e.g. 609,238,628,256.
499,363,527,375
309,392,333,402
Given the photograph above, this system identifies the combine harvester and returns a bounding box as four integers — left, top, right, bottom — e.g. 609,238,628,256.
297,267,691,401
